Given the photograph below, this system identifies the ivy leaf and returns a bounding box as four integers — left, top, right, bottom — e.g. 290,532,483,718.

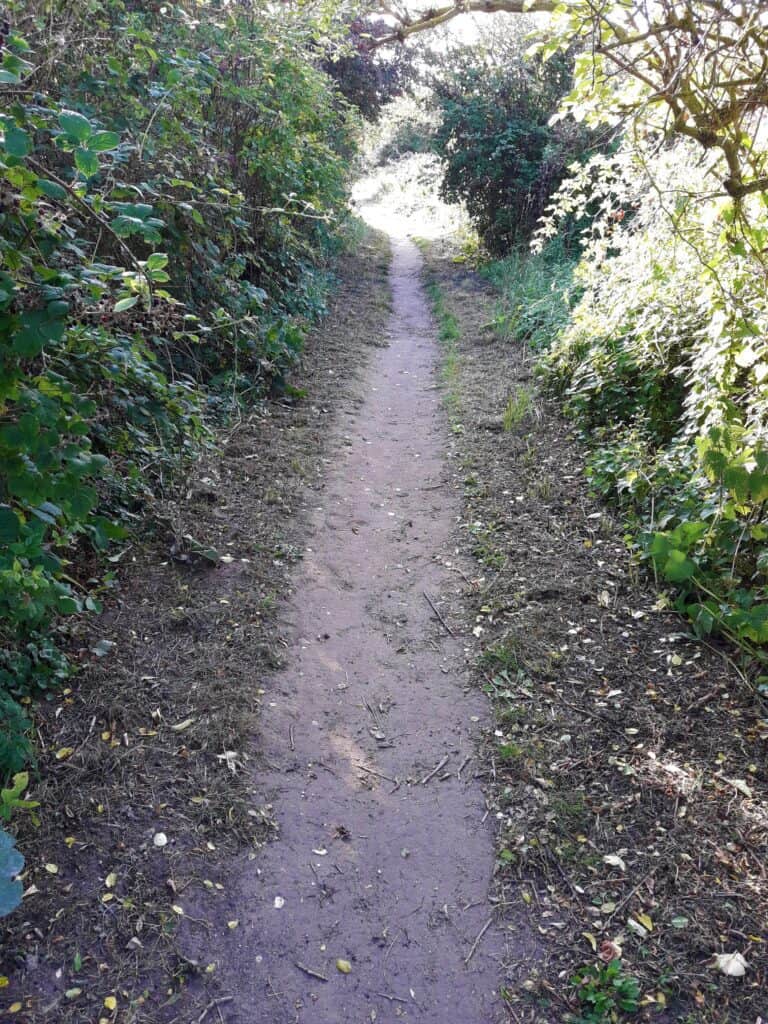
663,549,697,582
35,178,68,201
113,296,138,313
59,109,92,143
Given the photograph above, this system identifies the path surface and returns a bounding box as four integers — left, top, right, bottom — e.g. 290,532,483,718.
197,225,504,1023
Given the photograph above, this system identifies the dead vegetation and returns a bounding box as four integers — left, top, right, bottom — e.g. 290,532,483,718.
424,243,768,1024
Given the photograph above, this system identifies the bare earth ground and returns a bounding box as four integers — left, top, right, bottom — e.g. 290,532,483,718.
1,228,397,1021
421,242,768,1024
173,213,513,1023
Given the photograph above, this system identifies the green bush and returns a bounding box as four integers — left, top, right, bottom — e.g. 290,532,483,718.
429,36,593,252
0,0,360,778
539,143,768,653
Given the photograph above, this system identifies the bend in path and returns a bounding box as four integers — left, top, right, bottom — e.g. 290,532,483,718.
190,219,508,1023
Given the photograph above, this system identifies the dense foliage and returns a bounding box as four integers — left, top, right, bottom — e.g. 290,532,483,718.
429,34,592,252
0,0,361,787
436,0,768,660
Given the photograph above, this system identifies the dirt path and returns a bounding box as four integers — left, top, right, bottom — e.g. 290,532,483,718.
182,227,505,1022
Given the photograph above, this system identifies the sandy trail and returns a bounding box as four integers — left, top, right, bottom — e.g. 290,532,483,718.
196,222,504,1023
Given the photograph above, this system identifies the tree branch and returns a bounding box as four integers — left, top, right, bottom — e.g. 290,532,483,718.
370,0,556,47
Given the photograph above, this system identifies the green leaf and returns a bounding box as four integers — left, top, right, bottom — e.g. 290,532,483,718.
4,125,30,158
113,296,138,313
146,253,169,271
74,148,99,178
59,109,92,143
0,506,20,544
35,178,68,201
88,130,120,152
663,549,697,583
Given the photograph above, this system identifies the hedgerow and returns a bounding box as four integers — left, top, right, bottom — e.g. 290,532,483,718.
0,0,360,789
539,142,768,656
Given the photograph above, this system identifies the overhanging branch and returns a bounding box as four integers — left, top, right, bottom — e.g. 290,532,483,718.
370,0,557,47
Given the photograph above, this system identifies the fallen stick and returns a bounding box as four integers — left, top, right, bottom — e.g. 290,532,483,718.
423,590,454,636
421,755,449,785
355,762,396,784
464,918,493,965
295,962,329,982
198,997,234,1023
375,991,408,1004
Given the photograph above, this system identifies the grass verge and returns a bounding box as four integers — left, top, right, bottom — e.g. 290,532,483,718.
422,238,768,1024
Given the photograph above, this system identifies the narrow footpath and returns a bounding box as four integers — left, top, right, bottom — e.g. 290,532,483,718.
187,226,505,1022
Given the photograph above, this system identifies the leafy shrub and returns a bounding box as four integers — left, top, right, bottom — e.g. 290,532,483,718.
0,0,360,777
429,34,593,252
482,240,578,351
538,142,768,651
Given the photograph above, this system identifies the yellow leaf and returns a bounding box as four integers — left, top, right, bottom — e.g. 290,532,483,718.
0,976,9,988
104,995,117,1010
227,920,239,929
64,837,77,848
582,931,597,952
171,905,184,915
336,959,352,974
9,1002,22,1013
637,912,653,932
55,747,74,760
101,731,111,741
101,892,114,903
45,863,59,874
105,872,117,889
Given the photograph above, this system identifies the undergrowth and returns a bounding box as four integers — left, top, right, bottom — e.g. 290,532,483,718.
0,1,359,787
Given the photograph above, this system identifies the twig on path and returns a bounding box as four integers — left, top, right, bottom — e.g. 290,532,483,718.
464,917,493,965
355,761,397,784
289,725,295,751
457,755,472,779
197,997,234,1023
603,867,660,928
423,590,454,636
421,755,449,785
295,961,329,982
376,991,409,1004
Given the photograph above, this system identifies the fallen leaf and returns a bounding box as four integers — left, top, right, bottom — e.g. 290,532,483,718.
627,917,648,939
171,718,195,733
55,747,74,760
105,872,117,889
714,951,747,977
603,854,626,871
274,896,285,909
727,778,754,799
44,863,59,874
104,995,117,1010
336,959,352,974
582,931,597,952
636,912,654,932
171,905,184,915
227,920,239,929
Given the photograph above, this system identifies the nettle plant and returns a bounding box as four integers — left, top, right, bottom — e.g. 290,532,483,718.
0,0,359,782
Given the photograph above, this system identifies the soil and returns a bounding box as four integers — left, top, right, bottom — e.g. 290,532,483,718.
171,211,513,1023
420,241,768,1024
4,193,767,1024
